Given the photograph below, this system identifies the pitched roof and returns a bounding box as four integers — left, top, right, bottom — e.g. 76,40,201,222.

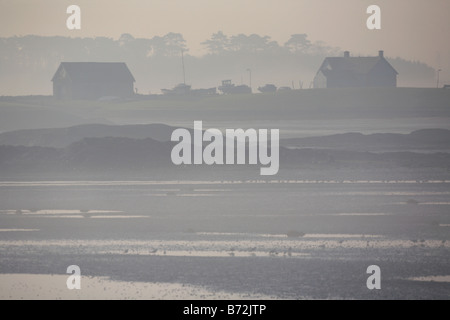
52,62,135,82
319,56,398,76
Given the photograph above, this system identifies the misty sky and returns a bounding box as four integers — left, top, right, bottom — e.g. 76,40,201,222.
1,0,449,79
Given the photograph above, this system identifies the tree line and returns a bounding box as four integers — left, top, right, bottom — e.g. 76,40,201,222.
0,32,435,95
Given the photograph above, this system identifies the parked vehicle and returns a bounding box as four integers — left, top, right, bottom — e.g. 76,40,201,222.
258,84,277,93
218,80,251,94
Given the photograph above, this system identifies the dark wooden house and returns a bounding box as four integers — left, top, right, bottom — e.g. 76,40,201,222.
52,62,135,99
313,51,398,89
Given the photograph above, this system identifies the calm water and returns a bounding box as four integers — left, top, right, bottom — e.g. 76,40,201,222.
0,180,449,299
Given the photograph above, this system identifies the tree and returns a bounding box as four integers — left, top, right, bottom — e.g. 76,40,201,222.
228,33,275,53
284,34,311,53
163,32,188,56
201,31,229,55
149,36,167,56
147,33,187,57
266,40,283,54
119,33,135,46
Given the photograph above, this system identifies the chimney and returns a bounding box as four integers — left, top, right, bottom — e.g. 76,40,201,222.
344,51,350,58
379,50,384,58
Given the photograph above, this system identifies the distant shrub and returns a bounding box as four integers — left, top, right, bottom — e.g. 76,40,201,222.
286,230,305,238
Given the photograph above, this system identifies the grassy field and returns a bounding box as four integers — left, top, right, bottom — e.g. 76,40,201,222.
1,87,450,134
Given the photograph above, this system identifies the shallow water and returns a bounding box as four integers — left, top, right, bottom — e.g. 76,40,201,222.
0,229,40,232
1,180,450,188
0,274,279,300
1,180,449,299
408,276,450,283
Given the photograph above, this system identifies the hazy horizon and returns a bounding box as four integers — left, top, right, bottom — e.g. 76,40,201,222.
1,0,449,77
